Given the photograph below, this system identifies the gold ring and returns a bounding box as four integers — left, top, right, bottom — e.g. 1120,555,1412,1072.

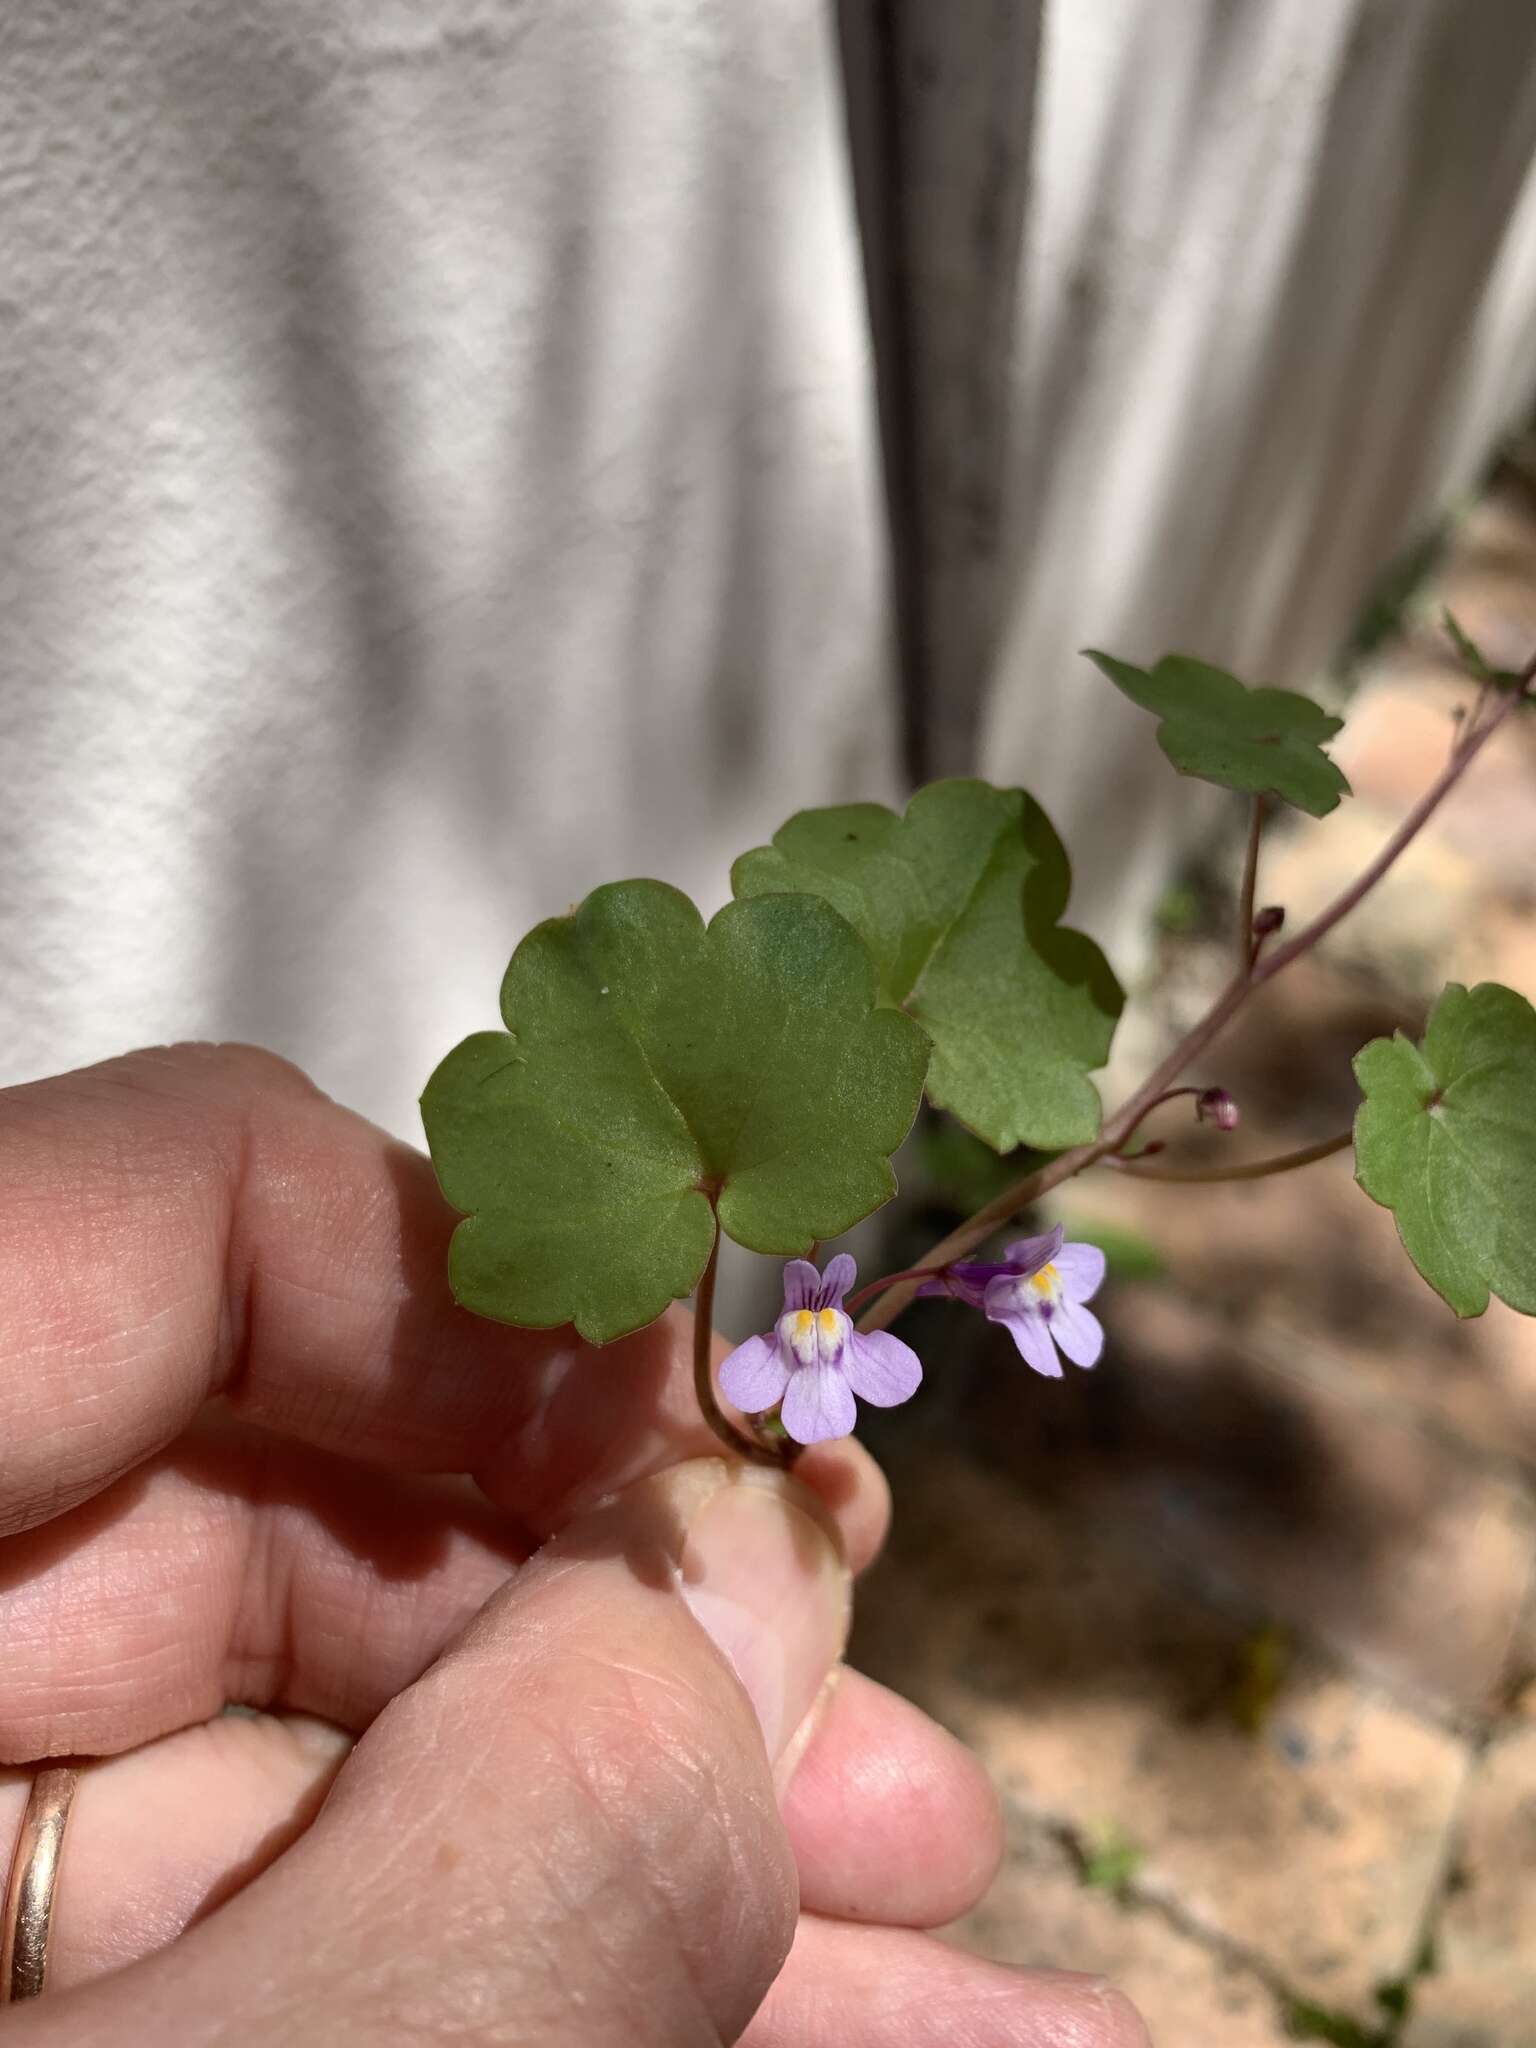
2,1766,80,2002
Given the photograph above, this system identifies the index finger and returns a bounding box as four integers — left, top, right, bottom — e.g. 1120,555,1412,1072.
0,1044,888,1562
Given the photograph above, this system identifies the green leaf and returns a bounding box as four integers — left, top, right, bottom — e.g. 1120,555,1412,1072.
1079,1823,1144,1898
1084,650,1351,816
1441,608,1498,684
1353,981,1536,1317
1441,608,1523,690
732,779,1122,1153
421,881,929,1344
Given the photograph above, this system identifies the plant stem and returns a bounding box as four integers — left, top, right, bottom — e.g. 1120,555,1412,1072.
1104,1129,1351,1182
1238,795,1265,969
1257,663,1531,984
845,1263,960,1316
855,1142,1100,1331
857,650,1534,1336
1107,1083,1224,1158
692,1232,790,1467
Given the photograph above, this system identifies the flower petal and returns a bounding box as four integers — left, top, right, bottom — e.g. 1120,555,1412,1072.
986,1298,1063,1378
982,1273,1023,1317
1000,1224,1065,1276
1050,1299,1104,1369
843,1330,923,1408
1052,1241,1107,1302
780,1361,858,1444
817,1253,858,1310
718,1333,792,1412
780,1260,822,1312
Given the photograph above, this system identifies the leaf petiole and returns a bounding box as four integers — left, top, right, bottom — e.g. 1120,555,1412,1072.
1237,794,1266,971
692,1231,799,1469
1104,1130,1351,1183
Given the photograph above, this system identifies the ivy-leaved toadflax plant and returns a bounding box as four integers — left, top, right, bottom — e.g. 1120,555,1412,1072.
423,622,1536,1467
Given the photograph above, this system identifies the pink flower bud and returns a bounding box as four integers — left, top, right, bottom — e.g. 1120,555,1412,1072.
1196,1086,1239,1132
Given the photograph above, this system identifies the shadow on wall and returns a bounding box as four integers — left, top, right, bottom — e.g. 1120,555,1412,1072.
839,0,1536,958
138,9,814,1047
1,0,886,1127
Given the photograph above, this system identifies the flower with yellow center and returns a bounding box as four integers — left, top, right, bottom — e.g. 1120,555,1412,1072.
917,1224,1106,1378
719,1254,923,1444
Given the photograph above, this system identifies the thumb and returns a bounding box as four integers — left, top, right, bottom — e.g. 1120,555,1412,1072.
21,1459,851,2048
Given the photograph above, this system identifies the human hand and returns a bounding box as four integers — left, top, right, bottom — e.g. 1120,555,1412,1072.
0,1046,1147,2045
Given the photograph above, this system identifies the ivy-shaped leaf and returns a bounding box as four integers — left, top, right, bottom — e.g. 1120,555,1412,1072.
1441,609,1499,685
1085,650,1350,816
1354,981,1536,1317
421,881,929,1344
1441,608,1524,690
731,780,1122,1153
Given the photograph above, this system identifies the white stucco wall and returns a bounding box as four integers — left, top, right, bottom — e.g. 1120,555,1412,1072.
4,0,1536,1145
0,0,892,1137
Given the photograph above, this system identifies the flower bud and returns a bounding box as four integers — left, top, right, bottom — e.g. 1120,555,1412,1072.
1196,1086,1239,1132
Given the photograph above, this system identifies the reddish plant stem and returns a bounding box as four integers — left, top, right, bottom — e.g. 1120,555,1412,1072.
1237,794,1265,969
857,654,1534,1336
1104,1128,1351,1183
1257,668,1530,983
692,1232,793,1467
1129,1084,1204,1119
856,1142,1100,1333
1462,679,1494,750
844,1263,960,1316
1106,1082,1233,1159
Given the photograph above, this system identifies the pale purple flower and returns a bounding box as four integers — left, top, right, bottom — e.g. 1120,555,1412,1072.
918,1223,1106,1379
718,1254,923,1445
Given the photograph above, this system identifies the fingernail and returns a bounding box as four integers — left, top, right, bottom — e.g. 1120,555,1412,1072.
678,1468,851,1764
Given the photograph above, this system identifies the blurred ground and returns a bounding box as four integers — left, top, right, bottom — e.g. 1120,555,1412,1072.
850,469,1536,2047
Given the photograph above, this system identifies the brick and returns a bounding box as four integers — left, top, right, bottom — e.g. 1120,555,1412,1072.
1405,1727,1536,2048
1252,1284,1536,1488
1332,676,1536,901
952,1822,1296,2048
1506,1585,1536,1723
1264,803,1492,1000
1070,1283,1536,1720
854,1447,1471,2022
